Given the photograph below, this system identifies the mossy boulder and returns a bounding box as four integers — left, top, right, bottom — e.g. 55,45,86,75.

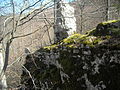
20,20,120,90
89,20,120,36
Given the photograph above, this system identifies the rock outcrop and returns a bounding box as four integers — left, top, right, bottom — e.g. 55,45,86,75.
20,20,120,90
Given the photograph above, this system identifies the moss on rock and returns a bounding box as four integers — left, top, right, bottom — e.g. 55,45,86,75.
21,20,120,90
101,20,119,25
43,19,120,49
89,20,120,36
44,44,58,50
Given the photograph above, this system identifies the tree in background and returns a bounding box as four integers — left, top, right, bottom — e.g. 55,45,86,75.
0,0,55,89
0,0,120,89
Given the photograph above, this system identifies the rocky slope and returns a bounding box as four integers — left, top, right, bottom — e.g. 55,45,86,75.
20,20,120,90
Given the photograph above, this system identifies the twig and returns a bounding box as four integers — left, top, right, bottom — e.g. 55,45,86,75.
22,65,37,89
19,0,54,26
7,55,23,68
12,27,41,39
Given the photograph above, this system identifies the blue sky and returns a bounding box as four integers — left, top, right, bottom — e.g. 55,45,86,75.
0,0,74,15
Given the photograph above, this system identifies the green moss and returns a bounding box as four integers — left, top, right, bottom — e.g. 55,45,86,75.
88,20,120,36
62,33,104,47
43,33,106,49
43,44,58,50
82,36,96,44
93,37,103,44
101,20,119,25
62,34,92,45
22,20,120,90
43,20,120,49
43,34,84,50
63,34,86,44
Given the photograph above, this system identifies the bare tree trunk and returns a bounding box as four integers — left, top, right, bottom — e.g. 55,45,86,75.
105,0,110,21
76,0,85,33
2,41,11,76
54,0,64,42
0,0,14,89
0,44,7,90
0,0,56,88
80,7,83,33
117,0,120,19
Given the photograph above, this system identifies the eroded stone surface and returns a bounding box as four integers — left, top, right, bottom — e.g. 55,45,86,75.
20,20,120,90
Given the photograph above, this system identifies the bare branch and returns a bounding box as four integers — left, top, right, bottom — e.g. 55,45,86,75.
20,0,41,15
43,13,53,44
7,55,23,68
18,0,54,26
12,26,41,39
22,65,37,89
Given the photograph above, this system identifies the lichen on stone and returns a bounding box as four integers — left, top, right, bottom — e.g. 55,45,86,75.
101,20,119,25
89,20,120,36
62,34,86,44
43,44,58,50
43,19,120,49
21,20,120,90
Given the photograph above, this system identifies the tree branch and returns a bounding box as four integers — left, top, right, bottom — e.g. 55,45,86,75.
18,0,54,26
12,26,41,39
22,65,37,89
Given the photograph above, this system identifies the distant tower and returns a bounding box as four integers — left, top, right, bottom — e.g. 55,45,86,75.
54,0,76,42
54,0,68,42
